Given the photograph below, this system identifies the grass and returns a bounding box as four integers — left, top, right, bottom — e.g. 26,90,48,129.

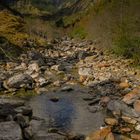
14,88,36,98
113,35,140,64
0,10,28,47
112,1,140,65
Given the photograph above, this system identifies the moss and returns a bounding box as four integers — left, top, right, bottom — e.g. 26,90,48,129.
14,88,36,98
62,13,82,27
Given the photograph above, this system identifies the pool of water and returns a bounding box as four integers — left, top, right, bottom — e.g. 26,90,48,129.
28,87,106,135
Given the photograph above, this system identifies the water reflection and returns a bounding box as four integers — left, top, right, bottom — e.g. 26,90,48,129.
29,91,105,135
45,98,75,131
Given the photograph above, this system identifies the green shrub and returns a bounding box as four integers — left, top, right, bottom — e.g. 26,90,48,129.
114,35,140,64
70,27,87,39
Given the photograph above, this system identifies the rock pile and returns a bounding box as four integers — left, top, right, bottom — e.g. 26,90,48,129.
0,97,68,140
0,37,140,139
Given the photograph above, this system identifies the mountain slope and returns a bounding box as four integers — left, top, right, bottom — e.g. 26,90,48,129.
0,0,140,63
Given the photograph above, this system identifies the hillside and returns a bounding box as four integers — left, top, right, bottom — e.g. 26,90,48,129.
0,0,140,62
59,0,140,64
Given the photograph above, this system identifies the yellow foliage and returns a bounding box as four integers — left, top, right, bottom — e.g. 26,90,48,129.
0,10,29,46
37,38,47,46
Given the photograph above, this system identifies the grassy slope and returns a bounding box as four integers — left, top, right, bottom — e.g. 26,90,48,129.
0,9,48,60
0,10,28,46
0,0,139,63
66,0,140,64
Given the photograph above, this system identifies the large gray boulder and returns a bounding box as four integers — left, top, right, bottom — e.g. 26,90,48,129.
0,121,22,140
0,98,25,120
107,100,139,118
0,104,16,120
0,98,25,107
5,73,34,89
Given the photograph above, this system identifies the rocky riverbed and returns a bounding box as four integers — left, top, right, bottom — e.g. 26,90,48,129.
1,37,140,140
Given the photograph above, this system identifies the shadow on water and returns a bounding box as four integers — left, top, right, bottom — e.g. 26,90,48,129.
46,97,75,131
29,86,106,135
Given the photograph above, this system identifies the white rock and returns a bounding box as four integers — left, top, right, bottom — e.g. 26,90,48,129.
0,121,22,140
135,124,140,131
27,63,40,75
78,67,93,76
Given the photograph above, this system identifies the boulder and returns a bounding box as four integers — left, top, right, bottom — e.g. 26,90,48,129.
0,121,22,140
28,51,45,65
26,119,47,136
85,127,111,140
121,116,137,125
122,89,140,105
107,100,139,118
0,98,25,120
61,86,73,92
0,104,16,120
134,100,140,115
98,63,110,68
51,65,60,71
14,63,27,71
131,134,140,140
120,127,132,133
27,62,40,75
15,113,29,128
15,106,32,116
36,77,49,87
104,118,118,126
100,96,111,107
135,124,140,131
28,51,41,59
78,67,93,76
77,50,88,60
0,98,25,107
5,73,34,89
105,132,115,140
119,82,130,89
